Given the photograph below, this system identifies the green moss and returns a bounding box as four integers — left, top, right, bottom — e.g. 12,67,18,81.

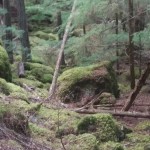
33,31,58,41
77,114,120,142
0,45,12,81
0,103,8,117
99,141,124,150
29,123,51,137
13,78,44,88
38,106,80,134
0,78,10,95
135,120,150,131
0,78,29,101
126,133,150,150
64,133,99,150
0,78,25,95
24,62,53,83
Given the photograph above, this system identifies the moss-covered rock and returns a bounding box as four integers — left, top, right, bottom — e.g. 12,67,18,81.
24,62,53,83
77,114,120,142
0,45,12,82
64,133,99,150
57,61,119,103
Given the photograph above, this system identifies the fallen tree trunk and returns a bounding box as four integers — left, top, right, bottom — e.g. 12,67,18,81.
48,0,77,100
74,109,150,118
122,62,150,111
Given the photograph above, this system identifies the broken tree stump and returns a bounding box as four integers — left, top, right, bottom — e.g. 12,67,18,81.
18,61,25,78
122,62,150,111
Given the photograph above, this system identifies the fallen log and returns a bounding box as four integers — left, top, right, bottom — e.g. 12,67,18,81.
74,109,150,118
122,62,150,111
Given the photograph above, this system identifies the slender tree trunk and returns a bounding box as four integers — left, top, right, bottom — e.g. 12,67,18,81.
56,11,66,66
16,0,31,62
48,0,77,100
128,0,135,89
3,0,13,63
122,62,150,111
115,13,119,71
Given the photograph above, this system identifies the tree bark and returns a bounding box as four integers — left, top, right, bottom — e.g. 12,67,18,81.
3,0,13,63
122,62,150,111
56,11,66,66
16,0,31,62
128,0,135,89
18,61,25,78
48,0,77,100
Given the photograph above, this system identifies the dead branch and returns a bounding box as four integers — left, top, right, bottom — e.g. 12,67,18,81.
122,62,150,111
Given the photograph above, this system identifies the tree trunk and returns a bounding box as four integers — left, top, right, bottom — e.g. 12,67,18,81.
56,11,66,66
115,13,119,71
122,62,150,111
128,0,135,89
16,0,31,62
3,0,13,63
18,61,25,78
48,0,77,100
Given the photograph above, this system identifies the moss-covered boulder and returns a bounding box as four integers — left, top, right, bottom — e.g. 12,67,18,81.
24,62,53,83
77,114,121,142
57,61,119,103
0,45,12,82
